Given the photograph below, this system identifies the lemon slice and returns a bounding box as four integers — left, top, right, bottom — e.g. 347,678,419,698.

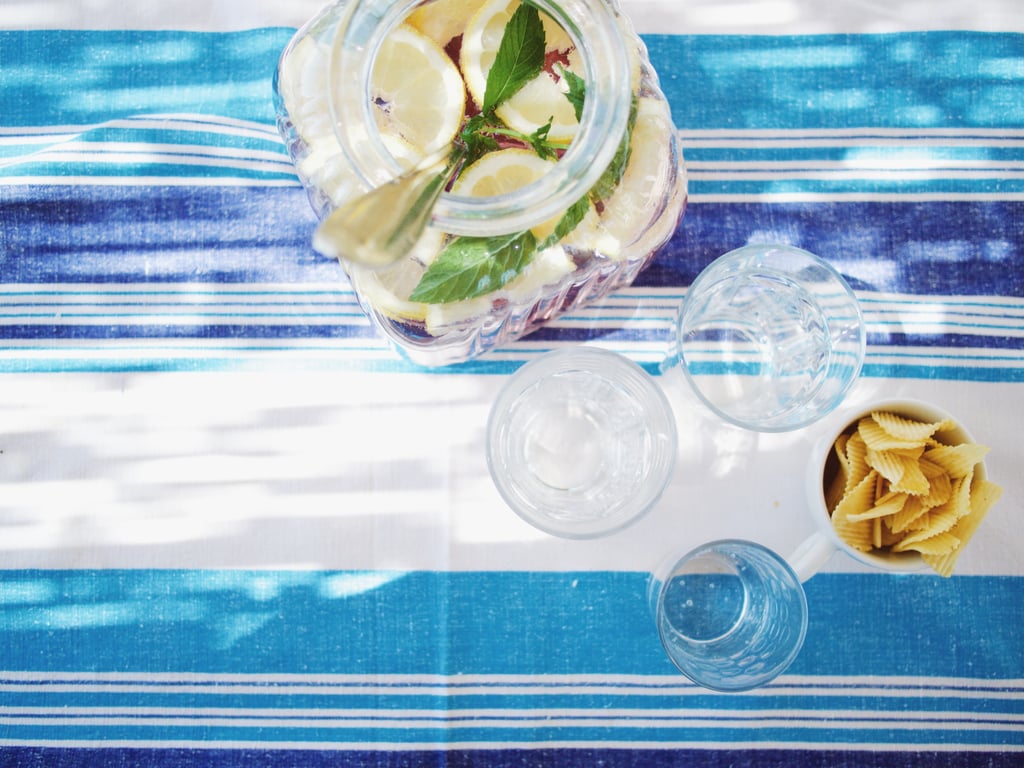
597,97,679,251
371,24,467,159
451,147,566,239
406,0,480,47
352,226,446,323
452,147,555,196
497,51,582,143
424,244,576,334
460,0,579,141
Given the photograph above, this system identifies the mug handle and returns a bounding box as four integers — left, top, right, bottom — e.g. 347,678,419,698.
786,530,838,582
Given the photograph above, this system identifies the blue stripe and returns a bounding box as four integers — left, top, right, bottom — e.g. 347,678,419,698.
0,725,1019,747
7,30,1020,133
3,189,1023,296
867,333,1024,349
0,29,294,127
0,572,1020,678
861,364,1024,382
0,325,374,340
0,749,1019,768
648,31,1024,131
689,179,1024,196
4,357,1016,381
0,161,298,181
651,201,1024,297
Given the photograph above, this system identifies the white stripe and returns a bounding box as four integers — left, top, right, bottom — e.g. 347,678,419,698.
2,286,1019,310
31,141,291,164
867,348,1024,365
687,160,1024,171
687,169,1024,181
107,116,281,142
3,705,1022,725
0,115,278,138
0,343,393,359
0,314,367,325
0,133,81,147
682,138,1024,150
0,175,302,187
7,150,294,175
678,128,1024,139
0,716,1020,734
1,671,1021,694
125,113,282,137
0,283,354,296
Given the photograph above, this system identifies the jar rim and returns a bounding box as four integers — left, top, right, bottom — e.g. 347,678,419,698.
327,0,633,237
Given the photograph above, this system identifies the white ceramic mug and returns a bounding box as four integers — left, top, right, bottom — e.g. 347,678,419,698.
788,398,987,581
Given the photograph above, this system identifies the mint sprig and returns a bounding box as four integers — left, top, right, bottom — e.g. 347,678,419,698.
410,2,612,307
558,64,586,122
482,2,546,113
409,231,536,303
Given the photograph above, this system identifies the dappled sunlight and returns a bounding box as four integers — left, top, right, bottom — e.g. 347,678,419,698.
0,0,329,31
0,568,412,657
8,0,1022,33
627,0,1024,34
0,370,509,569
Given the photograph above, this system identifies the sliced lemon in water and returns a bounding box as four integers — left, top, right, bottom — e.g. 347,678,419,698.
496,51,582,144
596,97,679,251
460,0,579,142
406,0,481,47
451,147,565,240
371,23,467,159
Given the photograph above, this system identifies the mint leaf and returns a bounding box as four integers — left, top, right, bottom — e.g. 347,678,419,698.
482,2,546,113
558,64,586,122
409,231,537,304
457,113,500,167
526,118,557,160
540,194,590,250
590,97,638,202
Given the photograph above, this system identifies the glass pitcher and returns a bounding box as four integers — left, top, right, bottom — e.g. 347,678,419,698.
274,0,687,366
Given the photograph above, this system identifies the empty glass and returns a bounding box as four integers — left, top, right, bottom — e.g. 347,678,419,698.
486,346,677,539
654,539,808,692
671,244,865,432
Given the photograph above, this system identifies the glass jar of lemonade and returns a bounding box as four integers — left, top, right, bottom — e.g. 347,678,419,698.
274,0,687,367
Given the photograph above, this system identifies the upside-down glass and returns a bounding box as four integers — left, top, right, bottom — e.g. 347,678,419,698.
274,0,687,367
670,244,865,431
486,346,677,538
654,539,808,692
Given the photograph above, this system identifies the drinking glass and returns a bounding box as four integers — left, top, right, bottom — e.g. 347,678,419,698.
486,346,677,539
671,244,865,431
654,539,808,692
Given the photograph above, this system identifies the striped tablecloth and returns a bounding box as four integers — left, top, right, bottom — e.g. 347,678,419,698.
1,1,1022,765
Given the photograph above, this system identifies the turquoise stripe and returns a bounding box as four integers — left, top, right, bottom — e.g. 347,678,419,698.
0,571,1020,678
3,357,1024,382
76,127,284,149
3,30,1022,133
648,31,1024,131
0,161,298,181
0,29,294,127
861,363,1024,381
0,724,1018,747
